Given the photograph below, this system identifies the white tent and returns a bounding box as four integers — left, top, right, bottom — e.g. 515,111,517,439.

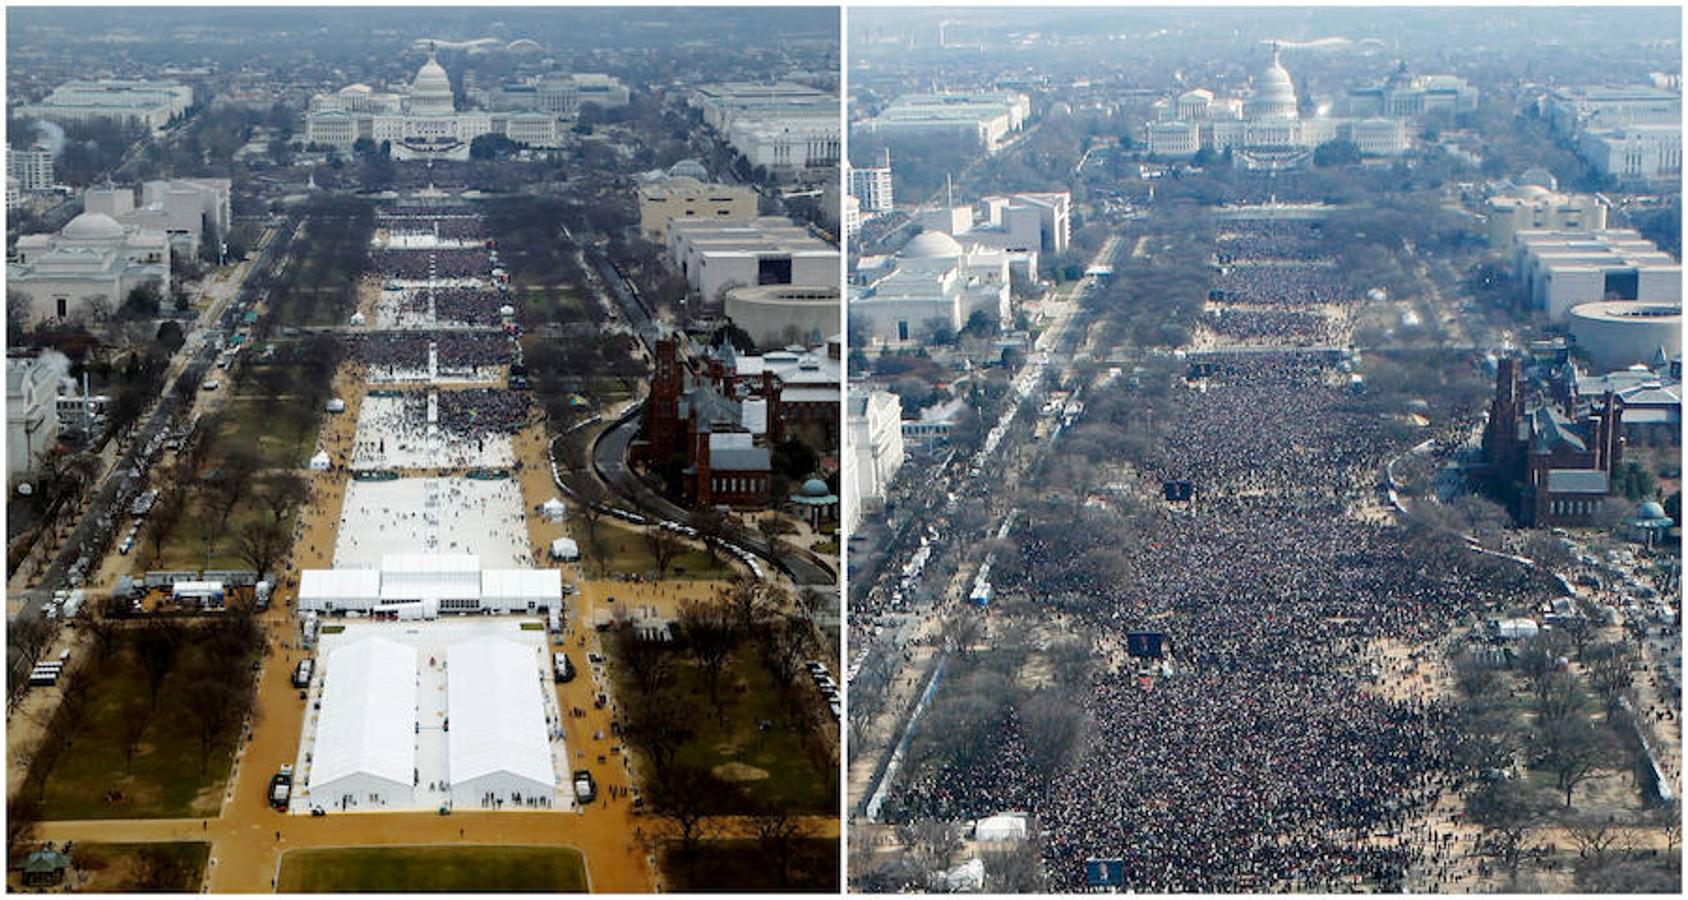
480,569,560,613
549,538,580,562
380,554,482,604
540,498,566,522
930,859,985,893
326,398,346,413
298,569,382,613
307,637,418,812
447,638,557,808
309,451,332,471
973,812,1029,842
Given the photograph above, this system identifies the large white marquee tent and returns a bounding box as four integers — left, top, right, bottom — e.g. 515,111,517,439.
447,637,557,808
306,637,418,811
296,555,561,616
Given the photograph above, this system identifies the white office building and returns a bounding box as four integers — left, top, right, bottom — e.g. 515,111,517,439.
8,212,170,324
723,284,841,349
1512,229,1683,321
7,355,62,483
1485,178,1607,247
636,174,759,241
18,79,193,133
845,389,904,534
666,217,839,304
1543,84,1681,136
83,178,231,257
691,82,840,178
8,148,54,193
859,91,1031,154
852,230,1011,344
848,164,894,213
1578,125,1683,184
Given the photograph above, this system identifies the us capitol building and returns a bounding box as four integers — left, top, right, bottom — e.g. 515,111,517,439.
305,50,565,161
1145,46,1413,168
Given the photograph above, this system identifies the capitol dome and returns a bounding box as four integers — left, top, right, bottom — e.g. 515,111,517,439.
1247,48,1299,120
61,212,125,241
410,52,455,114
901,231,963,259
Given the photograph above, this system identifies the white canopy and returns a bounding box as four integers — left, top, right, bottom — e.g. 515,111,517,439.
326,398,346,413
974,812,1029,842
549,538,579,561
479,569,560,607
540,498,566,522
309,451,332,471
447,637,556,806
308,637,418,805
298,569,382,612
380,553,482,601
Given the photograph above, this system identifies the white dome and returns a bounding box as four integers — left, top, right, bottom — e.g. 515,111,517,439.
62,212,125,241
902,231,963,259
1248,49,1299,119
410,53,455,113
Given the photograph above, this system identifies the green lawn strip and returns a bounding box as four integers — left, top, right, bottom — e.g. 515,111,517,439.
658,838,839,893
38,644,240,819
610,642,833,815
219,394,321,470
570,516,736,580
276,846,587,893
71,842,210,892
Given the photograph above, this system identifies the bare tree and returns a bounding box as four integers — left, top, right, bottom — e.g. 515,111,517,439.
185,677,244,773
646,526,682,578
623,687,690,773
117,695,151,772
679,596,738,713
652,763,723,860
237,518,290,580
752,803,802,889
1467,779,1551,884
134,618,186,708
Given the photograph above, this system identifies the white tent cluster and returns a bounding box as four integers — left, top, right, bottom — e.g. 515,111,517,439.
298,554,560,616
304,635,557,812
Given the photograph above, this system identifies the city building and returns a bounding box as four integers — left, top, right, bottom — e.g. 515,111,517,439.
478,72,629,116
83,178,231,257
305,51,560,160
1543,84,1681,136
851,230,1011,345
1484,173,1607,247
690,82,840,178
665,216,839,306
858,91,1031,154
7,147,54,193
1566,301,1682,370
848,162,894,213
1339,67,1479,118
643,336,840,509
845,389,904,534
635,173,758,241
1511,229,1682,321
913,190,1071,270
7,354,61,483
8,211,170,324
1573,357,1681,447
1578,125,1683,184
17,79,194,133
1146,49,1409,163
1483,357,1624,527
723,284,841,349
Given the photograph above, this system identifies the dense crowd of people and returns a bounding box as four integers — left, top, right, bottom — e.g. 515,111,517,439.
1205,308,1332,342
1215,222,1328,262
877,219,1558,892
437,388,531,436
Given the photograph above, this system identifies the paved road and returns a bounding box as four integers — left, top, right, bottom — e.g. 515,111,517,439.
591,409,836,586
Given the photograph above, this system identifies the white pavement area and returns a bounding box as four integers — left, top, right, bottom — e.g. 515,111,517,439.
334,476,531,568
375,234,481,250
351,393,514,470
289,618,572,814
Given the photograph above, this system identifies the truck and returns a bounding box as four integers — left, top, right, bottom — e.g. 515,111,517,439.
553,652,575,683
292,658,314,688
572,769,596,804
269,765,293,810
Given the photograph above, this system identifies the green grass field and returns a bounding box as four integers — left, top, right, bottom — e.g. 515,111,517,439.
610,640,836,815
276,846,588,893
571,516,737,580
70,842,210,892
34,641,242,819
